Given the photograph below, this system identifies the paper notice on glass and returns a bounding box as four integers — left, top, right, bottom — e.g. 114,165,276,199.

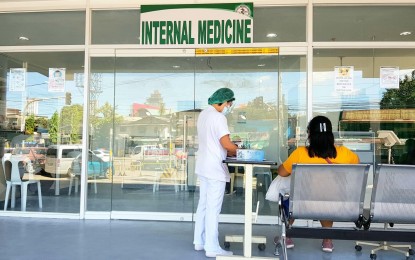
9,68,26,92
48,68,66,92
380,67,399,89
74,73,84,88
334,66,354,94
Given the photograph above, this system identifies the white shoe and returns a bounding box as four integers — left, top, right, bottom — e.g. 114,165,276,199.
205,248,233,258
194,244,204,251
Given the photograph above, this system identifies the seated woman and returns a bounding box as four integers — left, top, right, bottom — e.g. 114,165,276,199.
278,115,360,253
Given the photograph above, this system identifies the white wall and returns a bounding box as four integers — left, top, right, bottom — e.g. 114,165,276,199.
4,0,415,12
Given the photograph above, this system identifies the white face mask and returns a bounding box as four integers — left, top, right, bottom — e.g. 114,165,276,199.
221,105,231,116
221,102,234,116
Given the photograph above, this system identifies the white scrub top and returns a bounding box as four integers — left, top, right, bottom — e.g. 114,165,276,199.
195,105,231,182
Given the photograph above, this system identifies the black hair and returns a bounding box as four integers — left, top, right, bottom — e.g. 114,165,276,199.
400,138,415,164
406,150,415,165
217,100,234,106
405,139,415,153
306,115,337,159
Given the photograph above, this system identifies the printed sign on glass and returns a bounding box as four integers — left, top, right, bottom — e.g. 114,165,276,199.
48,68,66,92
9,68,26,92
380,67,399,89
334,66,354,94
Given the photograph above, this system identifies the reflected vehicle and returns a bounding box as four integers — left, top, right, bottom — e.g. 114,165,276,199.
45,144,82,177
92,149,110,162
131,145,169,161
69,151,110,178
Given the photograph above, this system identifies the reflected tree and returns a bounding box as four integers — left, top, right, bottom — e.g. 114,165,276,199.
245,96,277,120
61,104,83,143
48,111,60,144
35,117,48,129
90,102,123,149
380,70,415,109
25,114,36,134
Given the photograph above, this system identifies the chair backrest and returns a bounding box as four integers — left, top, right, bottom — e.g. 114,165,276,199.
2,153,11,176
289,164,370,222
4,155,27,183
370,164,415,224
2,154,12,181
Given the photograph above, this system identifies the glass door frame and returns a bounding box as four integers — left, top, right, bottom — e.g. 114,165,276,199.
85,46,307,225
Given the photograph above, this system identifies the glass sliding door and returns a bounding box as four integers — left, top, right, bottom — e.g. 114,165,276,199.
110,49,197,216
87,55,116,212
0,51,85,214
88,48,303,223
194,50,281,218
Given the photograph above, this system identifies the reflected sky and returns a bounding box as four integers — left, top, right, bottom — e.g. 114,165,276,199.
108,71,279,116
6,71,79,118
5,68,414,118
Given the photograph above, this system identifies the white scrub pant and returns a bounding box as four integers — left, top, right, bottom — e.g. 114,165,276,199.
193,175,226,252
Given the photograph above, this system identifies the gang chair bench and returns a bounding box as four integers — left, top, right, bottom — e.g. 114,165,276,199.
355,164,415,259
274,163,415,260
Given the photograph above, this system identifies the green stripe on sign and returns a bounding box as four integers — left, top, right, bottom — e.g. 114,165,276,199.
141,3,254,18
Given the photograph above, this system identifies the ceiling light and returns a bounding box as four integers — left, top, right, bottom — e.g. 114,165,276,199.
266,33,277,38
257,64,266,67
18,36,29,41
172,65,180,69
400,31,412,36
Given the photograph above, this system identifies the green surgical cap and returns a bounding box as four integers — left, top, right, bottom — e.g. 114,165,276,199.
208,88,235,105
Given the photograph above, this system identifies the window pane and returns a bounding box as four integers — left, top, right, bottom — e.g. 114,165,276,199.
314,6,415,42
92,7,306,44
0,12,85,45
1,51,85,212
88,56,115,211
280,55,307,159
254,6,306,42
313,49,415,164
92,10,140,44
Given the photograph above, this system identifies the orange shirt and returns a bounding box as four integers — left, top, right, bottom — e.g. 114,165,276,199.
282,146,360,174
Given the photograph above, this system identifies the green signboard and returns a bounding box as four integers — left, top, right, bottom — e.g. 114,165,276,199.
141,3,254,46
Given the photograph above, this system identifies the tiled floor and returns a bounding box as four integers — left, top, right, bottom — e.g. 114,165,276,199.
0,217,413,260
2,171,414,260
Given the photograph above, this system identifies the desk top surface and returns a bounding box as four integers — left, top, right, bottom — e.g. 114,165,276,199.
223,158,278,166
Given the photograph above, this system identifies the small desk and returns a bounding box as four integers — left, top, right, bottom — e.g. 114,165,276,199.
221,159,278,260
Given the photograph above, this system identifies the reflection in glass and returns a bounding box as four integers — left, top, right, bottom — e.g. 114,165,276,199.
1,52,84,213
87,51,307,221
107,56,195,213
88,57,115,211
313,49,415,164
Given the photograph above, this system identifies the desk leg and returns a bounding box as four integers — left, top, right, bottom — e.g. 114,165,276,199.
244,164,253,257
55,174,60,196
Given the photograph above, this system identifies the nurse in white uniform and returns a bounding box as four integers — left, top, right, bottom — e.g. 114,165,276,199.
193,87,238,258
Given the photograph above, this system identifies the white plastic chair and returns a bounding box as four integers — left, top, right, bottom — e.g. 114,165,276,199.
3,155,42,211
68,173,97,195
